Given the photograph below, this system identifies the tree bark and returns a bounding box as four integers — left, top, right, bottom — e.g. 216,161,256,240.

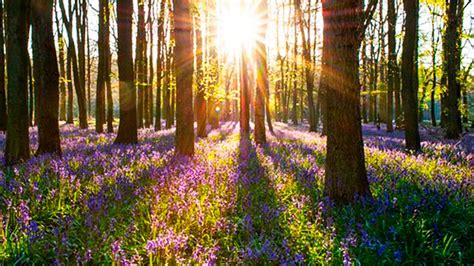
387,0,395,132
173,0,194,156
195,4,207,138
401,0,421,151
240,50,250,137
95,0,108,133
322,0,371,203
115,0,138,144
0,0,6,131
59,0,88,128
5,0,31,165
155,0,165,131
254,0,268,145
31,0,61,156
444,0,463,139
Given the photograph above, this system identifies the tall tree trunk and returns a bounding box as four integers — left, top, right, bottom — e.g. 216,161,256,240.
401,0,421,151
444,0,463,139
173,0,194,156
115,0,138,144
291,2,298,126
154,0,165,131
136,0,145,129
95,0,108,133
5,0,31,165
322,0,371,203
0,0,6,131
59,0,88,128
296,0,316,131
240,50,250,137
32,0,61,156
387,0,396,132
147,0,154,128
106,51,114,132
66,46,74,124
254,0,268,145
58,36,67,122
196,4,207,138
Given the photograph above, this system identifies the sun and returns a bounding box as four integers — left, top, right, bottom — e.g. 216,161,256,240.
217,3,260,57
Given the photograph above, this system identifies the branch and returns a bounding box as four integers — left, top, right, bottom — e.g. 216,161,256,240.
361,0,379,37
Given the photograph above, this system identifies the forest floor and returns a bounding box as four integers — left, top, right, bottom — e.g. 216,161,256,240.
0,122,472,264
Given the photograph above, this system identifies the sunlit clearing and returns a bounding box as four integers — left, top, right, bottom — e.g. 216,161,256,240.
217,5,259,57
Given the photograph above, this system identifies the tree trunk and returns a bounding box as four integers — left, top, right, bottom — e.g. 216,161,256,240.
95,0,108,133
115,0,137,144
0,0,6,131
58,35,67,122
59,0,88,128
444,0,463,139
136,0,145,129
5,0,31,165
173,0,194,156
147,0,154,128
66,46,74,124
254,0,268,145
240,50,250,137
386,0,395,132
401,0,421,151
296,0,316,131
154,0,165,131
322,0,371,203
31,0,61,156
195,5,207,138
106,51,114,132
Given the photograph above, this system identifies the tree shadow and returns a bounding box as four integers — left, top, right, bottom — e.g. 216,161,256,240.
227,133,292,263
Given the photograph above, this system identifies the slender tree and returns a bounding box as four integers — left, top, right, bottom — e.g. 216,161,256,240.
322,0,375,203
115,0,138,144
136,0,145,129
240,49,250,137
195,3,207,138
59,0,88,128
56,12,67,122
296,0,316,132
0,0,6,132
155,0,166,131
386,0,396,132
254,0,268,145
5,0,31,165
444,0,463,139
174,0,194,155
401,0,421,151
31,0,61,155
96,0,108,133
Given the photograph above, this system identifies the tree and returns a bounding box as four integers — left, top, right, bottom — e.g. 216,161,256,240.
31,0,61,155
59,0,88,128
5,0,31,165
401,0,421,151
136,0,146,129
0,0,6,132
254,0,268,145
115,0,138,144
174,0,194,156
55,5,67,122
386,0,396,132
444,0,463,139
240,49,250,138
195,3,207,138
322,0,375,203
155,0,166,131
295,0,317,132
96,0,108,133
